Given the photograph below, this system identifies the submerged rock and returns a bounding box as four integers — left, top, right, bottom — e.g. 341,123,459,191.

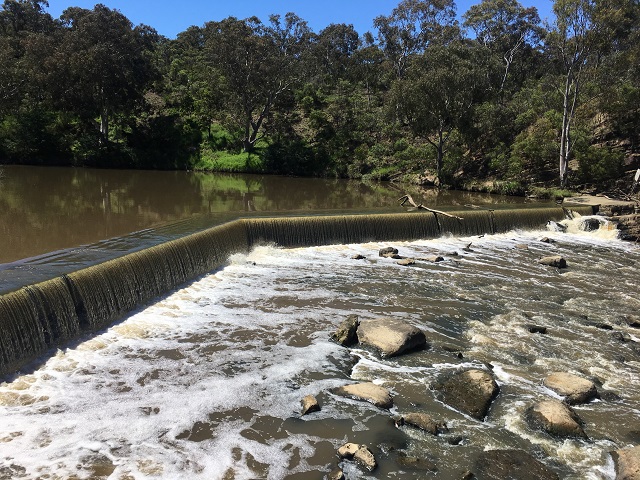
611,445,640,480
337,443,377,472
538,256,568,268
379,247,399,257
351,254,366,260
301,395,320,415
526,399,587,439
357,318,427,357
543,372,598,405
330,315,359,347
397,258,416,266
395,413,448,435
418,255,445,262
473,449,559,480
327,468,344,480
331,382,393,409
526,325,548,334
395,452,438,472
435,369,499,420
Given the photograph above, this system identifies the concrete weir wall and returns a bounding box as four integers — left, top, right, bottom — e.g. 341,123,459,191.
0,206,594,377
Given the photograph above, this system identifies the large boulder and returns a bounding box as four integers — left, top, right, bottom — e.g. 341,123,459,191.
379,247,399,257
330,315,359,347
357,318,427,358
331,382,393,409
473,449,559,480
611,445,640,480
435,369,500,420
543,372,598,405
526,399,587,439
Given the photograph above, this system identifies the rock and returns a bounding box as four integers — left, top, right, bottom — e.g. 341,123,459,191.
301,395,320,415
526,325,548,334
357,318,427,358
526,399,587,439
547,221,568,232
379,247,399,257
330,315,359,347
539,237,556,243
351,254,366,260
435,369,500,420
612,331,633,343
611,445,640,480
622,315,640,329
337,443,377,472
397,258,416,266
331,382,393,409
515,244,529,250
594,322,614,330
543,372,598,404
327,468,344,480
395,452,438,472
538,256,567,268
473,449,559,480
418,255,445,262
396,413,448,435
579,217,603,231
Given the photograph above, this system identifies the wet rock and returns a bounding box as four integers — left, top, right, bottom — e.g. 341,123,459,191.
357,318,427,358
330,314,359,347
538,256,567,268
543,372,598,405
435,369,500,420
397,258,416,266
547,220,568,232
579,217,603,231
611,445,640,480
526,325,548,334
539,237,556,243
327,468,344,480
462,243,474,252
445,435,465,445
419,255,445,262
515,244,529,250
612,331,633,343
461,471,475,479
594,322,614,330
396,452,438,472
337,443,377,472
526,399,587,439
473,449,559,480
395,413,448,435
331,382,393,409
379,247,399,257
301,395,320,415
351,254,366,260
623,316,640,329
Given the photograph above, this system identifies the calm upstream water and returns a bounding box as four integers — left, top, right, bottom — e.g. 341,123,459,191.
0,165,536,293
1,217,639,479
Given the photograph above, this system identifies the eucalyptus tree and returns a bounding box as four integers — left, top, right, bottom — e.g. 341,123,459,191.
53,4,158,147
545,0,601,186
203,13,313,152
390,42,490,183
463,0,542,98
374,0,460,79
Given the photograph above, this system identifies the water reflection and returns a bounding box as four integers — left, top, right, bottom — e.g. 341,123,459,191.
0,165,538,266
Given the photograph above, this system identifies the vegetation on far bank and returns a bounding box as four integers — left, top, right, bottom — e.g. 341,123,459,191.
0,0,639,195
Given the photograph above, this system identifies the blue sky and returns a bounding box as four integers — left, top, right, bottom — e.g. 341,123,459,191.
44,0,555,39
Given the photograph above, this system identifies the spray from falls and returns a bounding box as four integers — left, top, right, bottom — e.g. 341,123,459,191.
0,206,595,376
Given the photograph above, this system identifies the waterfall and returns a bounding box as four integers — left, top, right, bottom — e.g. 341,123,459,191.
0,206,595,376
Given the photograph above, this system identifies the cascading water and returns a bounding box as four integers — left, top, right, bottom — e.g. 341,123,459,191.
1,213,637,479
4,206,637,480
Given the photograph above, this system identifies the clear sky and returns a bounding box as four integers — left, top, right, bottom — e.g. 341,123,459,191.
44,0,555,39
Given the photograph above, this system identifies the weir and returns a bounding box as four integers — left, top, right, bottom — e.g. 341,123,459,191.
0,206,594,376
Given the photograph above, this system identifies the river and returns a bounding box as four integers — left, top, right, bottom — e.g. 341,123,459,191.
1,166,638,479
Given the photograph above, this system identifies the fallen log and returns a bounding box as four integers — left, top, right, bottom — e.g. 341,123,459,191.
399,195,464,220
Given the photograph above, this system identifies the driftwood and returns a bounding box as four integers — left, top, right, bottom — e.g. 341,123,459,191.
399,195,464,220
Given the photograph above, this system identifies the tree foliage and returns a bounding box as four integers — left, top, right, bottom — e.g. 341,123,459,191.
0,0,638,189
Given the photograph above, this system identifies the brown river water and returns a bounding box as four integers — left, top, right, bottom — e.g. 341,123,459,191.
0,166,638,479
